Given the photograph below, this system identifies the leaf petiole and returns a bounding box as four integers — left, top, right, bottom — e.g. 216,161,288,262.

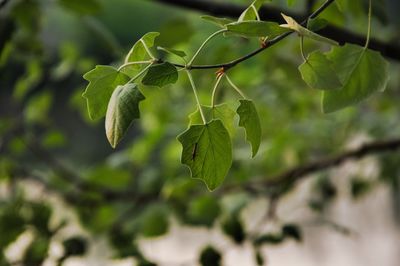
211,74,224,108
141,39,156,59
300,36,308,63
188,29,227,66
226,75,247,99
117,61,153,72
186,70,206,124
126,63,153,84
364,0,372,49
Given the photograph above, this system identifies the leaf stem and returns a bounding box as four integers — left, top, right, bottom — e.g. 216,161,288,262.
186,70,206,124
226,75,247,99
126,64,153,84
300,36,308,62
364,0,372,49
251,4,261,21
211,74,224,108
117,61,153,72
188,29,227,66
141,40,156,59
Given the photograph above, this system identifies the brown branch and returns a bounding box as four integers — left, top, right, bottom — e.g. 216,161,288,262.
249,138,400,190
153,0,400,62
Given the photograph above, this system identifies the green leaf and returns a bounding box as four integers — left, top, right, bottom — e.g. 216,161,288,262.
139,204,169,237
280,14,338,46
125,32,159,63
238,0,267,22
237,100,261,157
177,120,232,191
105,83,145,148
82,65,130,120
157,46,186,58
188,195,221,226
189,104,236,137
298,51,342,90
142,62,178,88
123,32,159,77
227,21,288,38
322,44,389,113
200,15,234,28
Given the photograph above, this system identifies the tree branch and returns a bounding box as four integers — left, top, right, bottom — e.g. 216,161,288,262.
153,0,400,62
250,138,400,190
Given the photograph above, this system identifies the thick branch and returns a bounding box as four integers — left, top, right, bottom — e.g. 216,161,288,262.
252,138,400,189
153,0,400,62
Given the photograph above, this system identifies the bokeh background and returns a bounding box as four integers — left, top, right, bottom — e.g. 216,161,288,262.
1,0,400,265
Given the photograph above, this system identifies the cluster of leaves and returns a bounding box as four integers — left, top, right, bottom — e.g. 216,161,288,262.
82,0,389,191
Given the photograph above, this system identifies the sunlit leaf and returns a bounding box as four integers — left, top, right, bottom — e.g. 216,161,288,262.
125,32,159,63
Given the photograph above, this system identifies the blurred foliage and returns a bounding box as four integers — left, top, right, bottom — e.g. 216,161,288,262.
0,0,399,265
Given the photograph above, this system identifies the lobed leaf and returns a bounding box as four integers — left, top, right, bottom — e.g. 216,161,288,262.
237,100,261,157
322,44,389,113
298,51,342,90
82,65,130,120
178,120,232,191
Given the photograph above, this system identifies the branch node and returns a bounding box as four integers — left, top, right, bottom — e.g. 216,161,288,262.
215,67,225,78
